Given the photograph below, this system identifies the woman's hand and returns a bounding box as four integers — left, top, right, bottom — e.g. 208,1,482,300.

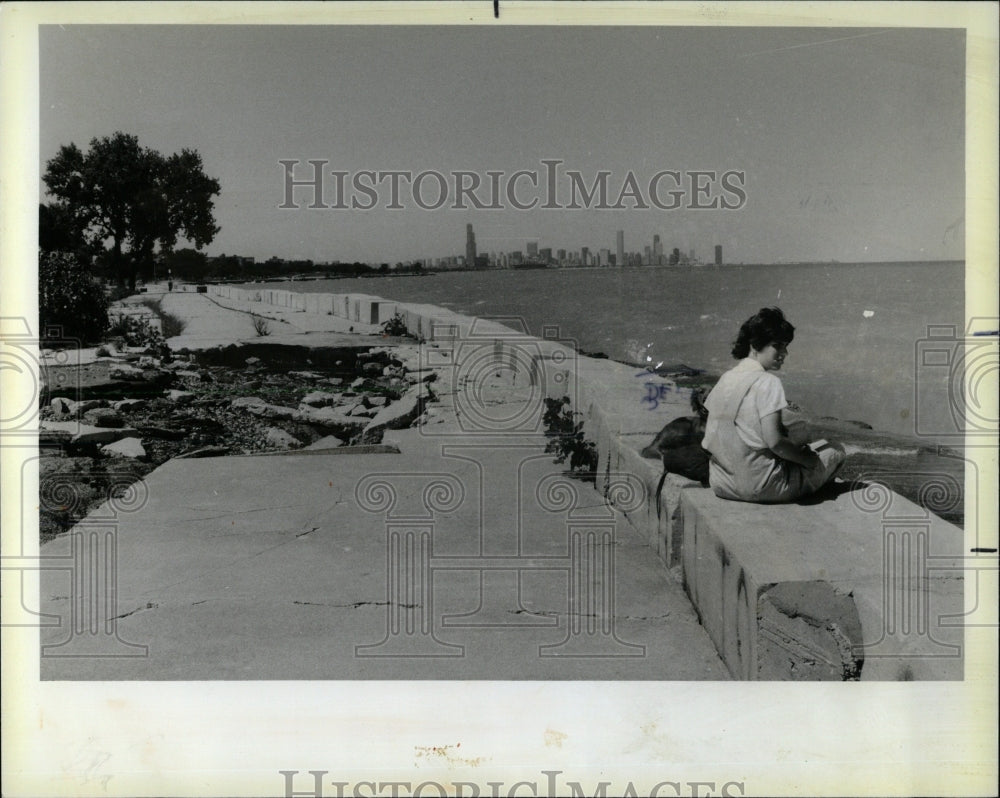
761,411,822,467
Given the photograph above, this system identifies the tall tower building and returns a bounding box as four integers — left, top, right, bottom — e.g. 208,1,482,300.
714,245,723,266
653,234,663,266
466,224,477,269
527,241,539,259
616,230,625,268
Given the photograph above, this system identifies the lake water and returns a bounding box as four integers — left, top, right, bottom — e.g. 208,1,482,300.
262,261,965,446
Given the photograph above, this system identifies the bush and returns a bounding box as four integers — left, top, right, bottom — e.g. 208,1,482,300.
107,313,164,348
139,298,186,338
39,251,110,344
380,312,409,337
252,316,271,337
543,396,598,477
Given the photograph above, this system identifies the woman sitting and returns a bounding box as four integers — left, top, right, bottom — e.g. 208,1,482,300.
701,307,845,503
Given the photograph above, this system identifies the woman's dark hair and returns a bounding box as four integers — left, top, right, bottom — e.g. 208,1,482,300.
731,307,795,359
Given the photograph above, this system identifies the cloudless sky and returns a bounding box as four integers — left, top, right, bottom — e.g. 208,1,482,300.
39,25,965,264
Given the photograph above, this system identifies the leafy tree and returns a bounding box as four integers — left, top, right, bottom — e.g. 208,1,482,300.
39,251,110,343
42,132,221,292
161,248,210,282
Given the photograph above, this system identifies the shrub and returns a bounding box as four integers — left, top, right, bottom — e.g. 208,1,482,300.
39,251,110,344
380,312,409,337
252,316,271,337
543,396,598,477
139,298,186,338
106,312,163,348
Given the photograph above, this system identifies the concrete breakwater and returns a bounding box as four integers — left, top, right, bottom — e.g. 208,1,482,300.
208,283,966,680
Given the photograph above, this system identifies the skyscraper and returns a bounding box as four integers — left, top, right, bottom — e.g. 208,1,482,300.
527,241,539,259
466,224,477,269
714,245,723,266
616,230,625,268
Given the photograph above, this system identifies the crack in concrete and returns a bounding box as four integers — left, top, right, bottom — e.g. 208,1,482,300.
293,600,419,609
295,527,320,538
112,601,158,620
509,609,672,621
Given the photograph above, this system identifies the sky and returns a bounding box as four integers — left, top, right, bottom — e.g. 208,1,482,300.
39,24,966,265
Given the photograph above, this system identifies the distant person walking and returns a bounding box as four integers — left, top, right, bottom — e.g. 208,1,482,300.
701,307,845,502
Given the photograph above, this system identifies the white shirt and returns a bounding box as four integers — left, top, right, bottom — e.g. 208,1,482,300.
710,358,787,451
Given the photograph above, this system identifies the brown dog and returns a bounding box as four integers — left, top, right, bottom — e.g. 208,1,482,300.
640,387,710,485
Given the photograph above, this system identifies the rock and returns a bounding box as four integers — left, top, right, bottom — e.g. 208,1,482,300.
349,404,378,417
323,377,344,387
137,356,157,368
362,361,383,377
231,396,266,409
112,398,147,412
247,403,297,421
40,421,141,447
301,390,341,408
293,406,367,432
100,437,147,460
70,399,108,415
109,363,146,380
245,356,262,366
264,427,301,450
50,397,74,415
175,369,202,379
288,370,324,380
382,365,406,379
361,384,430,442
350,377,367,390
305,435,344,450
83,408,126,428
165,389,196,405
405,369,439,384
365,396,388,408
39,427,72,448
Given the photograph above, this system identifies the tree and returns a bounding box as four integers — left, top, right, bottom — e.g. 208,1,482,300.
42,132,221,292
39,251,109,344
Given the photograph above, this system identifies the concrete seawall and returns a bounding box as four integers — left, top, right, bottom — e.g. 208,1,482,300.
207,283,966,680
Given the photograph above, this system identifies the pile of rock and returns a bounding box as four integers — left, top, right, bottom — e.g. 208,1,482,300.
38,343,443,541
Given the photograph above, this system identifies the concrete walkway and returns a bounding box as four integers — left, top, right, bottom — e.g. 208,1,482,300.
38,289,730,680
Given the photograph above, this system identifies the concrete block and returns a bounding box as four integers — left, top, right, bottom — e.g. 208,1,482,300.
679,487,965,680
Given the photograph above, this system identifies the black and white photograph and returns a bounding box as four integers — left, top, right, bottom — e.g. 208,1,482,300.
2,2,997,796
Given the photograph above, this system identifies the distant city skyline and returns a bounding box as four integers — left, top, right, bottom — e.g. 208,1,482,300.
39,25,966,266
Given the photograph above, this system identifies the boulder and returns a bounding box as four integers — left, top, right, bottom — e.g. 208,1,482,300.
288,370,325,381
109,363,146,380
264,427,301,450
362,361,383,377
361,384,431,442
405,368,439,384
245,356,262,366
83,408,126,428
100,437,147,460
112,398,148,412
70,398,108,415
231,396,267,409
294,406,367,432
165,389,196,405
349,404,378,418
365,395,388,408
301,390,341,408
50,396,74,416
323,377,344,387
350,377,367,390
305,435,344,450
41,421,141,447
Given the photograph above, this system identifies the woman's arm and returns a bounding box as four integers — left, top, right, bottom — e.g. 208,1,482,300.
760,411,821,468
